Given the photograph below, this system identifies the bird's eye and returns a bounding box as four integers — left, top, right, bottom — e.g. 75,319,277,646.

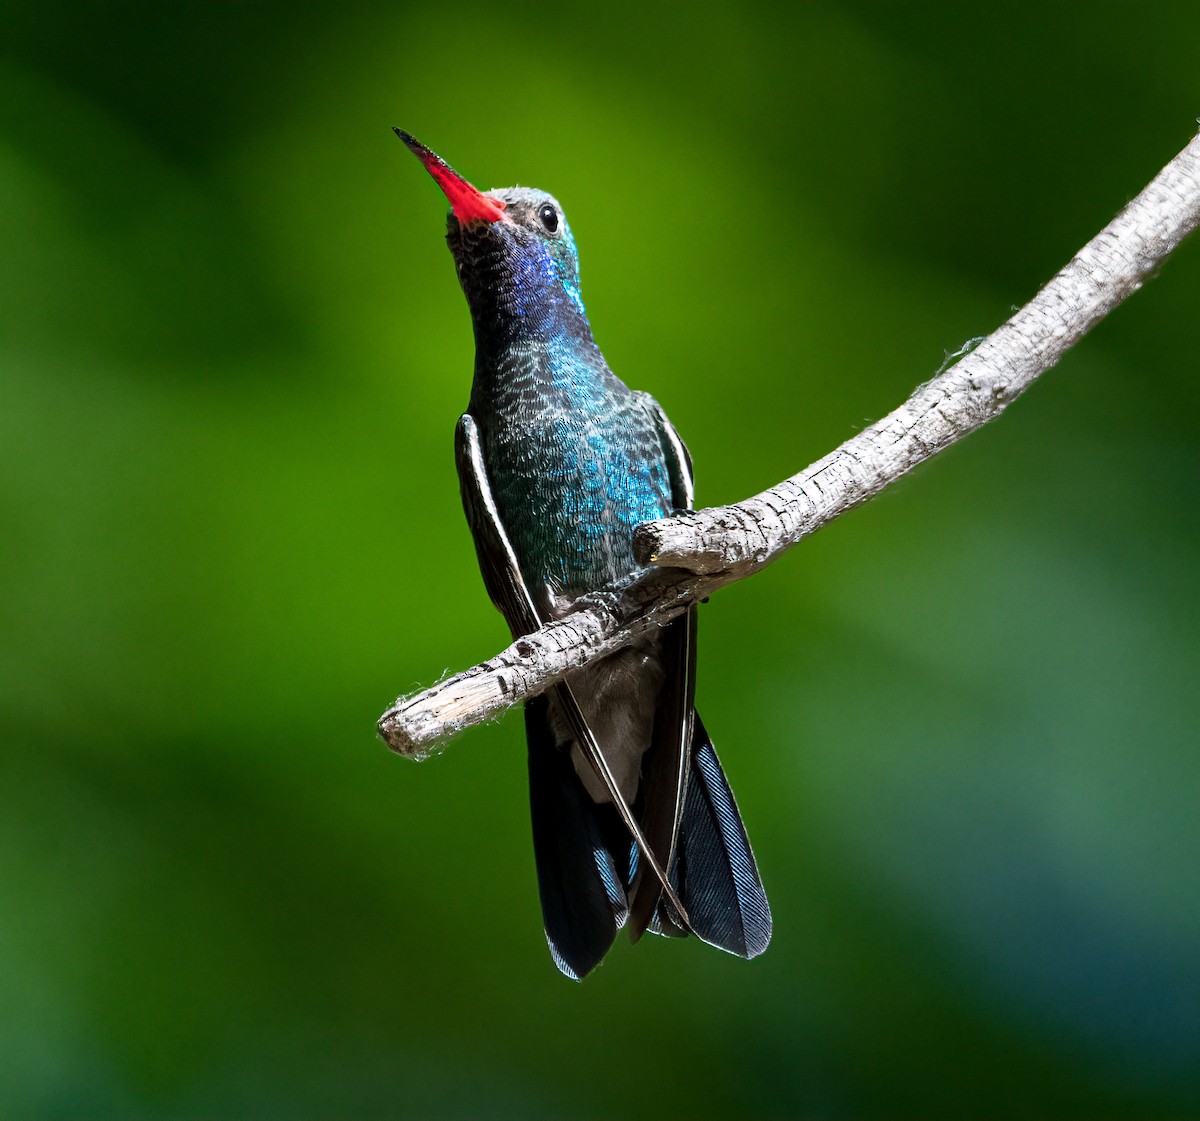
537,203,559,233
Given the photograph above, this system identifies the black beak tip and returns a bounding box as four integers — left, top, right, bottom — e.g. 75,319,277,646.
393,127,421,154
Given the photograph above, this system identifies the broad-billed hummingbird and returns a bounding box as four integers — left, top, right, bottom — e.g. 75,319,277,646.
395,130,771,979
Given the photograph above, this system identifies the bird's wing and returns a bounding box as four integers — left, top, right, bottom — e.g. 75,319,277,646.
626,395,698,939
455,413,689,931
646,394,694,511
454,413,541,637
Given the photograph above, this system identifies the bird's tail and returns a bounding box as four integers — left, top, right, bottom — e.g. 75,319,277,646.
527,697,770,978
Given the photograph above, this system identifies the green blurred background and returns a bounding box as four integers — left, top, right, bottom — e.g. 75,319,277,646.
3,1,1199,1117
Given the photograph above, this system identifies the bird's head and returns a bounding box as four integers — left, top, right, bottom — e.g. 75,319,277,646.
396,130,586,332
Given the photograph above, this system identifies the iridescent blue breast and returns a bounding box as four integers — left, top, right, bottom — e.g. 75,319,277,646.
480,349,672,598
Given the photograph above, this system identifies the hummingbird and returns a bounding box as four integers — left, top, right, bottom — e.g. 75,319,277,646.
395,130,771,979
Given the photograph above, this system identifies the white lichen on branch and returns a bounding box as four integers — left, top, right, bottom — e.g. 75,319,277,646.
379,127,1200,759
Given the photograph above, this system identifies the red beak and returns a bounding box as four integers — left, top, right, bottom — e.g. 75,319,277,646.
394,129,508,225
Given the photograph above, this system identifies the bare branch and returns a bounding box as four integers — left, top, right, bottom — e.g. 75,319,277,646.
380,127,1200,760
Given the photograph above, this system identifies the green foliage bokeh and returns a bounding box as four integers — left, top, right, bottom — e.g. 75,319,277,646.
3,2,1199,1117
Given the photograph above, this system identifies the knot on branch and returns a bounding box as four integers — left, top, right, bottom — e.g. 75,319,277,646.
633,511,733,573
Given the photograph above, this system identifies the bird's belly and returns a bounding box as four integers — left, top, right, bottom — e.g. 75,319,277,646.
546,637,666,805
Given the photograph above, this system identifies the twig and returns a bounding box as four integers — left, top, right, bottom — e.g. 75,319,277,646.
379,127,1200,760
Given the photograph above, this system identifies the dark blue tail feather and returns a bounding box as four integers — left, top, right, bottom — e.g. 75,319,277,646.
526,697,629,980
655,713,772,958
